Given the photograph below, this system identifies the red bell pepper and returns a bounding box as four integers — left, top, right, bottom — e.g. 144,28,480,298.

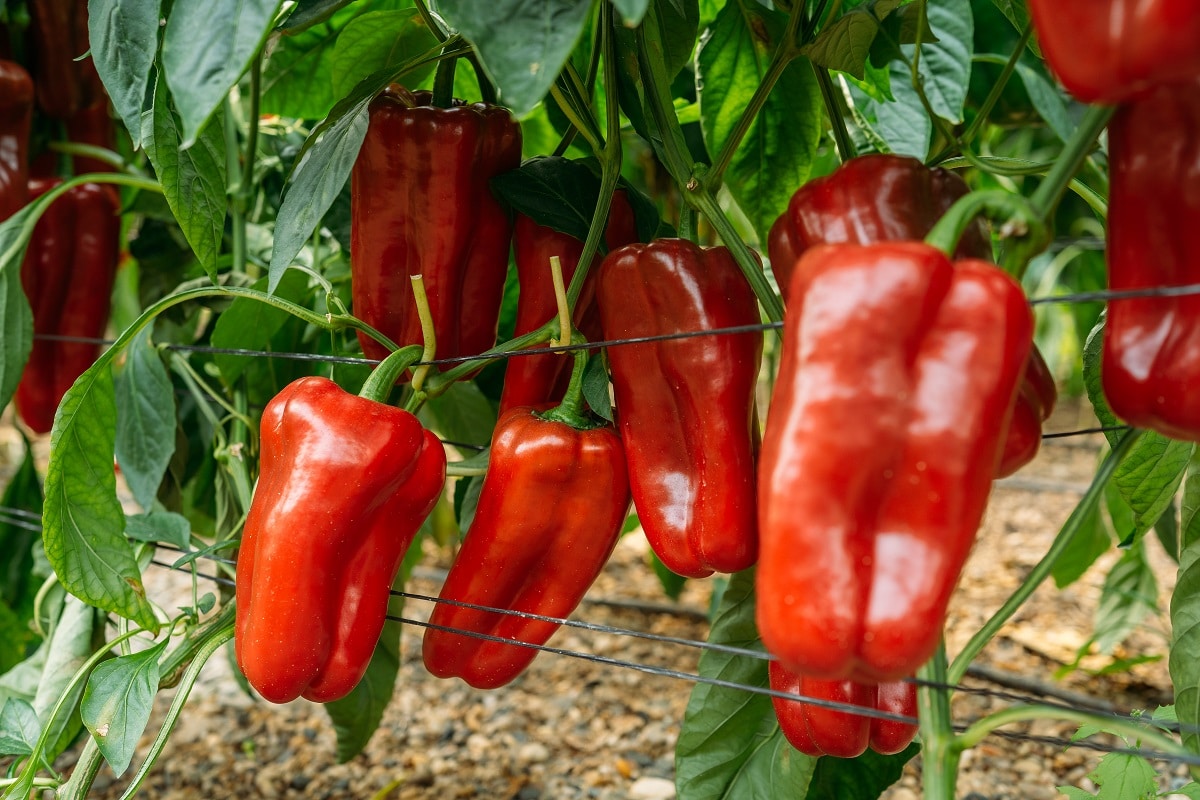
768,154,1054,477
422,400,630,689
769,662,918,759
596,239,762,578
29,0,105,119
758,242,1032,683
1027,0,1200,105
1102,79,1200,440
236,375,446,704
15,178,120,434
351,85,521,365
498,191,639,414
0,59,33,220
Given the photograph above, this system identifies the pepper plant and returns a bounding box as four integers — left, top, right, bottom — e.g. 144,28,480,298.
0,1,1199,798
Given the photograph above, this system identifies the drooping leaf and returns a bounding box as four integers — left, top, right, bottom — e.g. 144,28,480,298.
419,381,497,448
31,596,99,760
114,326,177,511
1092,540,1158,655
88,0,162,148
80,638,169,776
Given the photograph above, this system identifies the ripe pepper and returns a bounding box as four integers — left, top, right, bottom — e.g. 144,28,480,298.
595,239,761,578
768,154,1054,477
29,0,104,119
351,85,521,365
769,662,918,759
15,178,120,434
498,192,639,414
236,374,447,704
758,242,1032,683
1102,79,1200,440
0,59,33,220
422,400,630,689
1027,0,1200,105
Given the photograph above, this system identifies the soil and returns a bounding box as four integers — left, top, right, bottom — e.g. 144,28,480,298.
8,400,1195,799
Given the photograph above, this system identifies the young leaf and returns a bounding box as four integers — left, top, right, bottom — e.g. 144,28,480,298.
114,326,177,512
160,0,285,146
124,512,192,550
1092,540,1157,655
88,0,162,148
80,638,169,777
43,364,158,632
0,698,41,757
437,0,594,117
675,569,817,799
143,75,229,280
697,0,822,240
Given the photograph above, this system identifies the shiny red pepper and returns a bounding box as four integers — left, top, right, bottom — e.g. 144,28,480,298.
769,662,918,759
596,239,762,578
351,85,521,364
1102,79,1200,440
768,154,1054,477
29,0,104,119
422,403,630,689
15,178,120,434
1027,0,1200,104
0,59,33,220
236,376,446,703
498,192,639,414
758,242,1032,683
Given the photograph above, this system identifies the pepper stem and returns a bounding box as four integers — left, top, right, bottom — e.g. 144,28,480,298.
410,274,438,394
549,255,571,348
359,346,425,404
432,53,458,108
538,345,600,430
924,189,1049,280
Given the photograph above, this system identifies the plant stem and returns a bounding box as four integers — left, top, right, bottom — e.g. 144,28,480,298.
360,346,424,404
56,737,103,800
917,643,959,800
956,25,1034,153
924,188,1049,279
815,65,856,163
224,98,246,275
947,430,1143,684
1029,104,1114,218
432,53,458,108
409,275,438,396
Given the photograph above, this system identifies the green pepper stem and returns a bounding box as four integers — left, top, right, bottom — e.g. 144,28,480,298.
538,344,599,430
550,255,571,347
359,346,425,404
924,188,1049,279
917,643,959,800
432,51,458,108
947,430,1143,684
409,274,438,394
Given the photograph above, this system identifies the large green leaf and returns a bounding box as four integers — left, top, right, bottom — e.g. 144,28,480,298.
143,75,229,280
911,0,973,124
0,440,43,626
697,0,822,240
31,596,99,761
329,9,438,99
80,638,168,776
437,0,594,116
675,569,817,799
1173,532,1200,755
160,0,285,146
114,327,177,512
0,204,36,415
43,365,158,631
88,0,162,148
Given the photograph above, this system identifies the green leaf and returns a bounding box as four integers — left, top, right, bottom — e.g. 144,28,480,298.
675,569,817,799
1171,530,1200,754
0,699,41,757
697,1,822,240
907,0,973,124
1154,498,1180,564
278,0,355,32
114,327,177,511
582,352,613,422
861,65,930,158
491,156,605,242
212,272,309,383
801,6,889,78
1012,61,1074,143
43,364,158,632
1092,540,1157,655
324,621,400,761
1172,783,1200,800
143,74,229,280
0,602,33,675
81,638,168,777
437,0,594,117
260,17,346,119
32,596,98,760
329,10,438,99
0,204,35,414
805,742,920,799
1181,454,1200,552
1087,751,1157,800
161,0,285,145
988,0,1039,56
88,0,162,148
1051,494,1110,589
611,0,650,25
0,439,44,622
419,381,497,449
124,512,191,550
1057,787,1096,800
650,552,687,601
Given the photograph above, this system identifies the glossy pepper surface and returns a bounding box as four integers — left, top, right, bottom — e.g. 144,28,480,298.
498,192,639,414
15,179,120,434
236,376,446,703
422,405,630,689
0,59,33,220
595,239,761,578
1027,0,1200,105
29,0,104,119
758,242,1032,683
769,662,918,759
1102,79,1200,441
768,154,1054,477
351,85,521,364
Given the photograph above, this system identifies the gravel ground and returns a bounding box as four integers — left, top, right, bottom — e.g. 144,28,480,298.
8,401,1192,798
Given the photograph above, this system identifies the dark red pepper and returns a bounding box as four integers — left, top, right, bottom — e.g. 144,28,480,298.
29,0,103,119
1027,0,1200,105
1102,79,1200,440
768,154,1054,477
769,661,918,759
236,375,447,704
351,85,521,365
498,192,639,414
0,59,33,221
422,403,630,689
596,239,762,578
15,178,120,434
